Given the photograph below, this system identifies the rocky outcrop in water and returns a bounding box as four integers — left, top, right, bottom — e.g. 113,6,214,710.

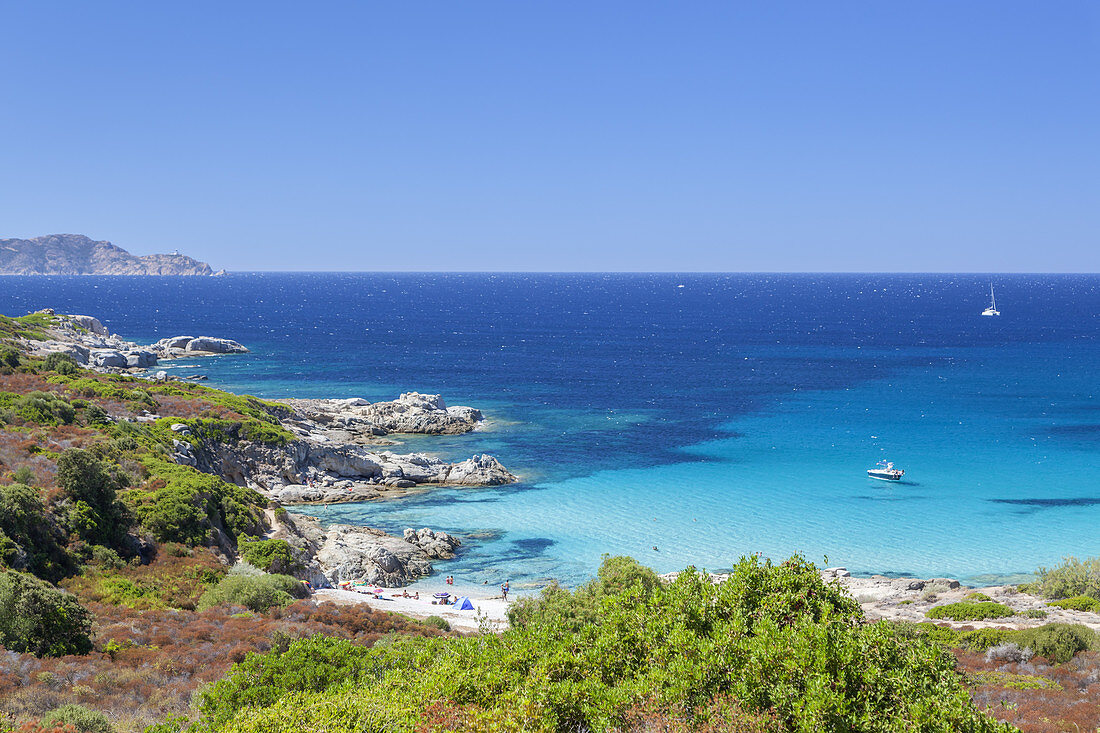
21,311,247,373
151,335,249,356
281,392,484,440
0,234,214,275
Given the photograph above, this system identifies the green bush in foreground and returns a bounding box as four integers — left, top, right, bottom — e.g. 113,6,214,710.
191,555,1012,732
197,564,306,613
0,568,92,657
926,601,1015,621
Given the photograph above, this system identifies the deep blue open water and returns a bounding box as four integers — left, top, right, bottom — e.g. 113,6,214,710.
4,273,1099,589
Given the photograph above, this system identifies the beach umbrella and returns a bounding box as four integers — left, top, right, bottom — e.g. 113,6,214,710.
371,588,386,594
433,592,450,598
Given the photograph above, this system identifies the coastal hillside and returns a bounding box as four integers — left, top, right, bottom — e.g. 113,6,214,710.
0,234,215,275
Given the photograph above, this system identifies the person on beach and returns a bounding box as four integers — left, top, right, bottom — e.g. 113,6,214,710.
501,581,508,601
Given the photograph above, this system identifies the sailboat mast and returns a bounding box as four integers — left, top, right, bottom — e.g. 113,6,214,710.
990,283,996,310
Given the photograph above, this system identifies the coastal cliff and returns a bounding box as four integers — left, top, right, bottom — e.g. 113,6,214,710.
0,233,215,275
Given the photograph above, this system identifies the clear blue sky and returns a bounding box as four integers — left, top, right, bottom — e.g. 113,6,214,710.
1,2,1096,271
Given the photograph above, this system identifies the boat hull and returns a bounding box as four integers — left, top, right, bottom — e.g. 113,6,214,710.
867,470,902,481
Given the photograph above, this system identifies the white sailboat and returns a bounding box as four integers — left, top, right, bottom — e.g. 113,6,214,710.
981,283,1000,317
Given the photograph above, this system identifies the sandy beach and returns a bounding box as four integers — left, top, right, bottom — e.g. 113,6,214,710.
314,587,512,632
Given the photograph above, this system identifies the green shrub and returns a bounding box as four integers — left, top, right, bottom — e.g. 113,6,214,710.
957,627,1013,651
194,555,1013,732
196,565,306,613
83,403,110,425
12,466,35,485
1023,556,1100,600
239,537,301,575
40,703,114,733
1019,608,1048,619
1014,623,1098,663
130,458,266,546
43,352,80,375
1048,595,1100,613
0,568,92,656
926,601,1015,621
85,545,125,571
12,391,75,425
964,592,992,602
0,345,19,368
421,615,450,632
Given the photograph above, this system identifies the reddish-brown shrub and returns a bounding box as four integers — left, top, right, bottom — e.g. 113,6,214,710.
0,598,445,732
958,648,1100,732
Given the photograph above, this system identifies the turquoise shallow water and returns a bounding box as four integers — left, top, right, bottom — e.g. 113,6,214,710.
3,273,1098,588
312,340,1100,588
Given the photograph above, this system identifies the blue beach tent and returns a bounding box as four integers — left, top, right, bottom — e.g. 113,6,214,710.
454,596,475,610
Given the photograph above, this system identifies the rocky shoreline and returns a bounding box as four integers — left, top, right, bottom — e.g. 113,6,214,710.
16,310,518,589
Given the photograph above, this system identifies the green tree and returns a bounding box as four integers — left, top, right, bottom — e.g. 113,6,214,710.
0,483,75,582
56,449,131,548
0,568,92,656
239,538,301,575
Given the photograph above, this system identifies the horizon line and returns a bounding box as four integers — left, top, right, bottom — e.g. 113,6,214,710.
4,270,1100,276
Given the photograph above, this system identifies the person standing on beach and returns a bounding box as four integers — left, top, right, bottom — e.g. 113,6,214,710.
501,581,509,601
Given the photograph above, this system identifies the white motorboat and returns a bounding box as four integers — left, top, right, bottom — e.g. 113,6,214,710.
981,283,1000,316
867,460,904,481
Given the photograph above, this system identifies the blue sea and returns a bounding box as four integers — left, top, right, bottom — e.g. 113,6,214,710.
4,274,1099,589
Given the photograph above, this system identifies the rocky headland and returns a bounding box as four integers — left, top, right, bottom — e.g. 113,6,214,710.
0,234,216,275
9,309,517,589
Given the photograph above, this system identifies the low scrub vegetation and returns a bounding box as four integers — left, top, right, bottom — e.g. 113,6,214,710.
196,564,308,613
61,547,227,611
1048,594,1100,613
127,458,266,546
1020,556,1100,601
926,601,1015,621
184,555,1013,732
0,600,444,732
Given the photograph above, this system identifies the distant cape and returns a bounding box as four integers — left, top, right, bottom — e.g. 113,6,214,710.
0,234,217,276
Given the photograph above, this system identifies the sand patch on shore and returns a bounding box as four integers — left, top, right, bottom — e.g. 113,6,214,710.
314,588,511,632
